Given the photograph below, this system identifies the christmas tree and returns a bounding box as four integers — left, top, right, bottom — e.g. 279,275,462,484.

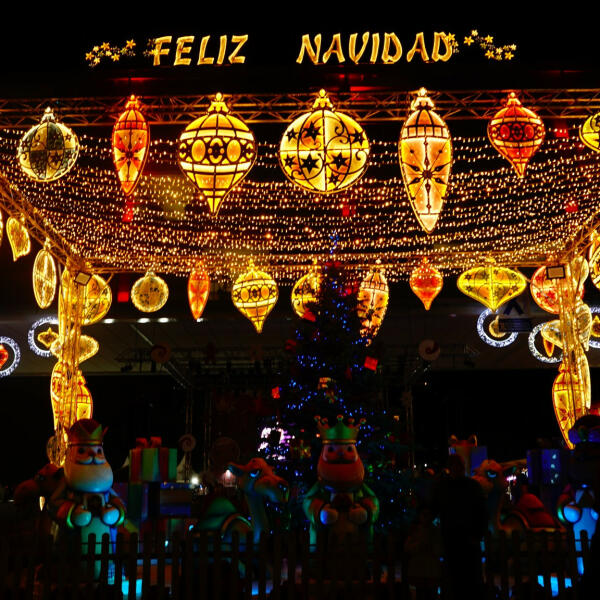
258,259,414,531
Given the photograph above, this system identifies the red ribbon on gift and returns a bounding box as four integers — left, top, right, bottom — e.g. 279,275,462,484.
135,437,163,448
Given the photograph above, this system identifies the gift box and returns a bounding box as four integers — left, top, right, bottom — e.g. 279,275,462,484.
159,483,193,517
127,482,149,521
129,437,177,483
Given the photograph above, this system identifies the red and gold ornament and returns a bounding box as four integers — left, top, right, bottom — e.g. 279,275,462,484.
409,257,443,310
188,265,210,320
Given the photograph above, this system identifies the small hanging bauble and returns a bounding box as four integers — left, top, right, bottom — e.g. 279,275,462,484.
17,107,79,182
188,265,210,320
6,216,31,261
457,262,526,311
131,271,169,313
112,95,150,196
178,93,257,216
291,261,322,320
232,260,278,333
409,257,443,310
399,88,452,233
579,112,600,153
32,243,57,309
279,89,370,194
59,270,112,325
487,93,545,177
357,263,389,342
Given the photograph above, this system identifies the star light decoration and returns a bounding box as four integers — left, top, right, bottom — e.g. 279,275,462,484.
85,39,137,66
399,88,452,233
231,260,278,333
461,30,516,61
279,89,370,194
17,108,79,182
178,93,257,216
488,93,545,178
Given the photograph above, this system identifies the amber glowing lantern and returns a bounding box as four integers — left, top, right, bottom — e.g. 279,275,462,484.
112,95,150,196
131,271,169,313
579,112,600,153
409,257,443,310
17,107,79,182
6,216,30,261
232,260,278,333
291,262,322,320
553,361,584,448
60,270,112,325
178,93,257,216
399,88,452,233
32,244,57,309
487,93,545,177
188,265,210,320
457,263,527,311
357,264,389,341
529,265,584,314
279,89,370,194
50,361,93,430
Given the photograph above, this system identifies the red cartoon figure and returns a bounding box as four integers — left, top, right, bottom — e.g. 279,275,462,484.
303,415,379,543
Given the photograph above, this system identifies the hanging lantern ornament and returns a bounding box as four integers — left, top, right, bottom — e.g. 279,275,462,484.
112,95,150,197
487,92,545,178
178,92,257,216
457,262,527,312
32,241,57,309
232,260,278,333
291,261,322,320
409,257,443,310
17,107,79,182
529,265,584,314
131,271,169,313
6,216,31,261
553,361,584,449
579,112,600,153
279,89,370,194
399,88,453,233
188,265,210,320
357,263,389,342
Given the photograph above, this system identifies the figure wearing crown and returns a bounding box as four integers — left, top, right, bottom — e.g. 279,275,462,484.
48,419,125,555
303,415,379,543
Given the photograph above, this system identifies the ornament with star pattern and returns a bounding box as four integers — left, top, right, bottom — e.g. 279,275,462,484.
279,89,370,194
399,88,452,233
357,262,389,343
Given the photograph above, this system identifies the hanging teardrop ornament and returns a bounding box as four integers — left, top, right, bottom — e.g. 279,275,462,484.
409,257,443,310
188,265,210,320
32,241,57,309
357,262,389,342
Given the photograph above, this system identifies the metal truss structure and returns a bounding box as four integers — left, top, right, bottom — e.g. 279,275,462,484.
1,89,600,127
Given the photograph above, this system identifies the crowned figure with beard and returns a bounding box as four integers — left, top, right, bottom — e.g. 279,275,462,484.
49,419,125,557
303,415,379,543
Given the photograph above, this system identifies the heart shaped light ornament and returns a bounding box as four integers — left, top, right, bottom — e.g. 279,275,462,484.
231,260,278,333
291,260,322,321
399,88,452,233
357,262,389,343
188,264,210,320
487,92,545,178
457,262,527,312
6,216,31,261
409,257,443,310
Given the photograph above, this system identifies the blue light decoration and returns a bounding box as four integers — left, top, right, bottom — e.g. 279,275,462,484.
27,316,58,358
476,309,518,347
0,337,20,377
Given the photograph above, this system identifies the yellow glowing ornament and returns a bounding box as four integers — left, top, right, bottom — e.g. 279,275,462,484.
579,112,600,153
17,107,79,182
543,338,555,357
456,263,526,311
541,320,563,349
291,261,322,320
575,301,592,350
232,260,278,333
59,270,112,325
131,271,169,313
6,216,31,261
50,334,99,364
588,230,600,291
592,315,600,338
50,361,93,430
409,257,443,310
399,88,452,233
553,361,586,449
38,328,59,349
279,89,370,194
178,93,257,216
488,317,504,339
188,265,210,320
32,243,57,309
357,263,389,342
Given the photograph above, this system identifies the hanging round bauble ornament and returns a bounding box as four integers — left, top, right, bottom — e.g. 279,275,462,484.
409,257,443,310
357,263,389,342
178,93,257,216
279,89,370,194
112,95,150,196
529,265,584,314
17,107,79,182
232,260,278,333
32,244,57,309
6,216,31,261
399,88,452,233
59,270,112,325
50,361,93,430
131,271,169,313
487,92,545,178
579,112,600,153
457,263,526,312
291,261,322,320
188,265,210,320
